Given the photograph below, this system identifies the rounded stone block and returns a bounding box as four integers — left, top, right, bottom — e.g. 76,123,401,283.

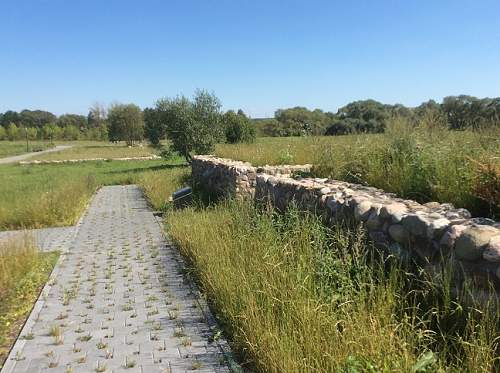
483,235,500,262
455,227,497,261
402,214,430,237
354,200,372,222
388,224,410,244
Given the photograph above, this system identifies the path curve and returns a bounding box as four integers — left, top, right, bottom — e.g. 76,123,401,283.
2,185,233,373
0,145,73,165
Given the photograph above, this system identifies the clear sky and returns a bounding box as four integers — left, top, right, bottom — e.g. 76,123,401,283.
1,0,499,118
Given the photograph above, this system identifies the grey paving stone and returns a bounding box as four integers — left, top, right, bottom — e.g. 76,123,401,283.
2,185,234,373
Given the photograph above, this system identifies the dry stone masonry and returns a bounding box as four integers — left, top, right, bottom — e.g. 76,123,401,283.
191,156,311,199
192,155,500,298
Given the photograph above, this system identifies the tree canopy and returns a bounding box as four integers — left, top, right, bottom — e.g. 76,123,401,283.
146,90,224,162
222,110,256,143
107,104,144,146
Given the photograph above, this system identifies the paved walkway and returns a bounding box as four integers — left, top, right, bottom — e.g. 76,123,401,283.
0,227,76,252
2,186,233,373
0,145,72,165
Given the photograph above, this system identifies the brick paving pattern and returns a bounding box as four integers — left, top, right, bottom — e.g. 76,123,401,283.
2,185,232,373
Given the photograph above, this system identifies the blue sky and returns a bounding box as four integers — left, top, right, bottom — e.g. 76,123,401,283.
1,0,499,118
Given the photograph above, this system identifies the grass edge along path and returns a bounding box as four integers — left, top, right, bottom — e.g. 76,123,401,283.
0,237,59,368
0,160,189,230
166,200,499,372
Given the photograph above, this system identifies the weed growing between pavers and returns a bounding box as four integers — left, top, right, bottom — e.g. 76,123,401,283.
167,199,500,372
4,186,229,372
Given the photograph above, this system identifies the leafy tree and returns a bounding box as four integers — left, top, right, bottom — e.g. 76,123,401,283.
63,125,80,140
26,127,38,140
275,107,329,136
19,110,56,128
441,95,500,130
0,126,6,140
0,111,20,127
154,90,223,162
57,114,87,129
42,123,62,142
6,123,20,141
223,110,256,143
86,123,108,141
107,103,144,146
254,118,284,137
325,119,354,135
143,107,165,146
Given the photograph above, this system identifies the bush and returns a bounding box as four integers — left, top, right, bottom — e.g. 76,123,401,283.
223,110,256,143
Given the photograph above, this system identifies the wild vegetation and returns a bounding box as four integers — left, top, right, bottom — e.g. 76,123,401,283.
216,117,500,219
30,141,158,161
253,95,500,137
0,141,53,158
167,199,499,372
0,159,188,230
0,237,58,366
1,93,499,371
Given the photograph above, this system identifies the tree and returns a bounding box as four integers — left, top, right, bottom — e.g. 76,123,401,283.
275,107,329,136
143,107,165,146
26,127,38,140
222,110,256,143
86,123,108,141
57,114,87,129
154,90,223,162
63,125,80,140
6,123,20,141
254,118,284,137
88,103,107,128
107,104,144,145
0,126,6,140
19,110,56,128
42,123,62,142
0,111,20,127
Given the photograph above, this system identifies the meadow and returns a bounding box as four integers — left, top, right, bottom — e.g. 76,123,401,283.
167,200,499,372
216,123,500,219
0,129,499,371
29,141,158,161
0,141,54,158
0,157,188,230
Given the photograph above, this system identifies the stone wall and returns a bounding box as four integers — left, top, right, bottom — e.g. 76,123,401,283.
191,155,312,199
192,155,500,296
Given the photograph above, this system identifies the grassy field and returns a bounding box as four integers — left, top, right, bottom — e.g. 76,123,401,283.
216,124,500,219
0,141,54,158
0,159,188,230
167,200,499,372
30,141,158,161
0,237,59,366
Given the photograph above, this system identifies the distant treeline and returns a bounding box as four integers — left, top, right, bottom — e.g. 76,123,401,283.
254,95,500,137
0,104,108,141
1,94,499,142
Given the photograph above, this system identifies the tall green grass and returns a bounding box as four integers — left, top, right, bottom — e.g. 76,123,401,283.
215,121,500,218
0,236,58,366
0,160,188,229
167,201,499,372
0,141,53,158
